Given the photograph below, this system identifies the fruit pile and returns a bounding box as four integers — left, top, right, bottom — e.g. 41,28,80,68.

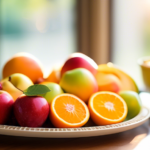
0,52,142,128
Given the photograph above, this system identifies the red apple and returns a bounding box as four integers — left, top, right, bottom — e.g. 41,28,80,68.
61,53,98,76
0,90,14,124
0,83,2,90
14,95,49,127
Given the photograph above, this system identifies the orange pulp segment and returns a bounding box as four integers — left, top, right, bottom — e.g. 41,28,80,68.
50,94,90,128
88,91,127,125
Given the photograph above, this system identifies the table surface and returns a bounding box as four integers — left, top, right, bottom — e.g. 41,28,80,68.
0,120,149,150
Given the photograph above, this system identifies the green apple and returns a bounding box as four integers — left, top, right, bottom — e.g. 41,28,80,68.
1,73,33,100
59,68,98,102
119,91,142,120
40,82,64,104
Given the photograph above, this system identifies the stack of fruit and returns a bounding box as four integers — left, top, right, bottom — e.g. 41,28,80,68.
0,52,142,128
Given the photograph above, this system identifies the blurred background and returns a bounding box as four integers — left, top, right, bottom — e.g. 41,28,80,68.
0,0,76,77
0,0,150,90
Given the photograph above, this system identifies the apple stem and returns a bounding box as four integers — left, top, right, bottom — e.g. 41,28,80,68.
9,76,24,93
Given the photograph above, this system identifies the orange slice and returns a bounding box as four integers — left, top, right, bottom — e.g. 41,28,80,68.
88,91,127,125
50,94,90,128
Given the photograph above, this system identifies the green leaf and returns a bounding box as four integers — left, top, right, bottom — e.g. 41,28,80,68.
23,84,50,96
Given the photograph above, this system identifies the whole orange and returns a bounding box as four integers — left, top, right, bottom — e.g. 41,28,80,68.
2,52,44,83
45,65,62,84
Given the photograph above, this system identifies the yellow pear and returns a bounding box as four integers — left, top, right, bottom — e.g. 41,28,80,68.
1,73,33,100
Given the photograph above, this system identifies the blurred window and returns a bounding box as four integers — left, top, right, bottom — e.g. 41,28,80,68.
112,0,150,89
0,0,76,77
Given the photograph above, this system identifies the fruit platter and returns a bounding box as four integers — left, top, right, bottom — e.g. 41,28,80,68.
0,52,149,138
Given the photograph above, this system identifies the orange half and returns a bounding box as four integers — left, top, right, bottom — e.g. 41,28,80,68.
88,91,127,125
50,94,90,128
